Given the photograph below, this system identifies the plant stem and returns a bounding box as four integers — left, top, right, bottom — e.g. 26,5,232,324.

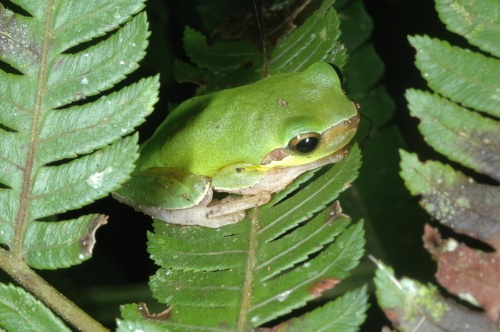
0,249,108,332
237,208,259,331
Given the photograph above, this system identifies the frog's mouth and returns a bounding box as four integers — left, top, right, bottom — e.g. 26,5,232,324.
261,110,360,167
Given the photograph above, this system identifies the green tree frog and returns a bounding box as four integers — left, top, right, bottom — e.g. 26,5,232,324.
113,62,359,227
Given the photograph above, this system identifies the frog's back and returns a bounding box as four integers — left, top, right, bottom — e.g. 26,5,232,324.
134,63,356,177
135,89,273,175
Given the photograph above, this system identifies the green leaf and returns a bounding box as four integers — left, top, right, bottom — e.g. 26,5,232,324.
116,318,165,332
436,0,500,57
38,77,160,164
183,27,261,71
269,0,348,73
31,135,139,220
257,145,361,243
405,90,500,181
409,35,500,118
174,0,348,93
343,44,383,92
271,286,368,332
0,1,158,266
119,303,175,332
401,0,500,245
0,0,161,330
338,0,373,52
0,283,70,331
390,0,500,329
23,214,108,270
400,151,500,240
145,147,364,330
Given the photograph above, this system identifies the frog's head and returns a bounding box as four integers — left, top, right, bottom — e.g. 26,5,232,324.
259,62,360,168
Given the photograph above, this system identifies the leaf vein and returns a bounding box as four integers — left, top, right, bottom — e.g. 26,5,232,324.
251,226,357,311
256,218,329,270
258,166,345,234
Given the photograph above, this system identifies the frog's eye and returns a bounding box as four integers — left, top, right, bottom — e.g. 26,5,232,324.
329,63,345,85
288,132,321,155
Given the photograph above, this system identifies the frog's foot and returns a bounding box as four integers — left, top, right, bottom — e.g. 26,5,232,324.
114,191,271,228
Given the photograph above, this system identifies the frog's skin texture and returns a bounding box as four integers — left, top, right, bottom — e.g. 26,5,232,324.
113,62,360,227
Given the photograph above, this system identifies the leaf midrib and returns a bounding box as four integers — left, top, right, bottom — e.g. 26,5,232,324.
13,0,54,257
236,208,259,331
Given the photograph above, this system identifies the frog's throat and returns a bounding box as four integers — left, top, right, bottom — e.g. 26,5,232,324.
261,111,360,167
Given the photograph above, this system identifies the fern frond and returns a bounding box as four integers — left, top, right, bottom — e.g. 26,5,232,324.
174,0,347,93
409,35,500,118
0,1,158,329
0,0,158,270
436,0,500,57
269,0,347,73
0,284,69,331
378,0,500,328
124,147,363,331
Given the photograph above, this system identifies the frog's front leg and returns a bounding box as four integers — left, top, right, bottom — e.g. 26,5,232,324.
126,191,271,227
113,167,271,227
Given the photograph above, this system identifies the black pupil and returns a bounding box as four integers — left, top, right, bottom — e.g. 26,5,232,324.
296,136,319,154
